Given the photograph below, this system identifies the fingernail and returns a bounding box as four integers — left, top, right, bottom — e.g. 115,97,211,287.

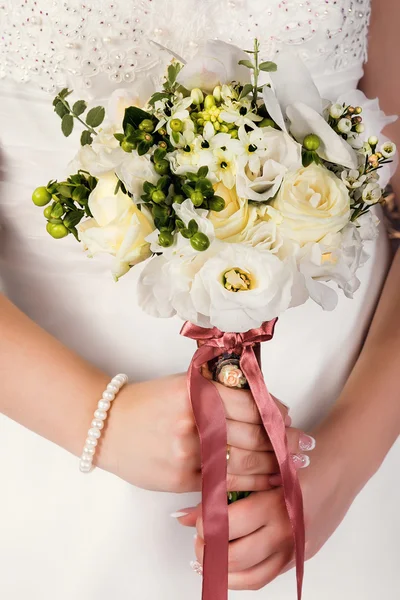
292,454,311,469
190,560,203,576
269,474,282,487
299,433,316,452
170,507,196,518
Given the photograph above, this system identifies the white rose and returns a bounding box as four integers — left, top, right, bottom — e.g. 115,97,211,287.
78,174,154,278
236,128,302,202
273,164,351,245
71,125,125,176
116,153,159,200
209,183,250,241
190,244,294,332
240,205,283,253
177,40,251,93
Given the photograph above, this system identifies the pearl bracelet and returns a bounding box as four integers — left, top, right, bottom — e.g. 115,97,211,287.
79,373,128,473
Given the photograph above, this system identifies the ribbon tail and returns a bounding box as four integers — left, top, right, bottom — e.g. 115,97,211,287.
241,347,305,600
187,346,230,600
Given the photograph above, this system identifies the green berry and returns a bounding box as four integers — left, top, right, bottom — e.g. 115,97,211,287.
172,194,185,204
209,196,226,212
190,232,210,252
46,222,69,239
259,118,276,129
303,134,321,151
152,190,166,204
170,118,183,132
191,191,204,207
158,231,174,247
121,140,135,153
32,186,52,207
139,119,155,133
154,160,170,175
43,206,53,219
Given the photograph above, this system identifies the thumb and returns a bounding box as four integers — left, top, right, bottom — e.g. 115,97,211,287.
170,504,202,528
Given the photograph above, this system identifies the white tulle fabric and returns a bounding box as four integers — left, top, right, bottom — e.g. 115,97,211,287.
0,1,399,599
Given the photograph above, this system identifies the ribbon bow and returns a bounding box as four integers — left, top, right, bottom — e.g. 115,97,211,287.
181,320,305,600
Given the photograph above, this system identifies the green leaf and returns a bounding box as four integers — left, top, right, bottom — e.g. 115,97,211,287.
80,130,93,146
148,92,171,106
175,219,185,231
182,184,194,198
137,140,149,156
73,100,87,116
238,59,254,69
167,62,183,86
123,106,153,131
197,166,209,179
64,209,85,229
86,106,105,128
153,148,167,162
157,175,170,191
114,133,125,143
50,203,65,219
239,84,254,99
57,185,72,198
180,228,192,239
143,181,156,194
61,114,74,137
58,88,73,100
54,101,69,118
72,185,88,203
188,219,198,235
259,61,278,72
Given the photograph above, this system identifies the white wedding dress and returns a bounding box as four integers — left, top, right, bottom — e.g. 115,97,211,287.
0,1,399,599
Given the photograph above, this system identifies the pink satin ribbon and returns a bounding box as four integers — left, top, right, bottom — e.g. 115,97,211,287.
181,320,305,600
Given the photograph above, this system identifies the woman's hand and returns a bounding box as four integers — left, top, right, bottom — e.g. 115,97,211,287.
187,423,356,591
98,373,295,493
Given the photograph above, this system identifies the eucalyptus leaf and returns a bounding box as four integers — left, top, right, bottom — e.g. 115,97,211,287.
148,92,171,106
238,59,254,70
54,101,69,118
239,84,254,99
73,100,87,116
259,61,278,72
86,106,105,128
61,114,74,137
80,130,93,146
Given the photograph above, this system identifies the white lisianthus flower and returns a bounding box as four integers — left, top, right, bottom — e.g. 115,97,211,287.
273,164,351,245
70,125,125,176
108,82,155,126
209,183,250,241
176,40,251,93
190,244,294,332
236,127,302,202
362,182,381,205
115,153,159,200
78,174,154,278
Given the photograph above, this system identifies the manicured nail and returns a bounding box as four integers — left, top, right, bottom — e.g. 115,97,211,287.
299,433,316,452
170,511,189,518
190,560,203,576
292,454,311,469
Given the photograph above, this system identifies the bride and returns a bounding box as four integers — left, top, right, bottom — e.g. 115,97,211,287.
0,1,399,598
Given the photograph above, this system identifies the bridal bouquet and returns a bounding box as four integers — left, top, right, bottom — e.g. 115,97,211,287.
32,39,396,600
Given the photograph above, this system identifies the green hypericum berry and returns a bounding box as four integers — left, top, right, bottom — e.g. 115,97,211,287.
43,206,53,219
259,118,276,129
191,191,204,207
303,134,321,151
121,140,135,153
170,118,183,132
152,190,166,204
32,186,52,207
154,160,170,175
46,222,69,239
190,232,210,252
158,231,174,247
139,119,155,133
172,194,185,204
209,196,226,212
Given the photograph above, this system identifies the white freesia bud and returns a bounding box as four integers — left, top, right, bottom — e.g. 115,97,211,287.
380,141,397,159
368,136,379,147
329,103,344,119
362,182,381,205
190,88,204,105
355,123,365,134
337,118,352,134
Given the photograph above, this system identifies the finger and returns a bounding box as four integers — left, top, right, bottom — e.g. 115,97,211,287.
227,447,278,475
228,551,290,591
170,504,201,527
227,473,275,493
227,419,271,451
286,429,316,454
197,490,273,541
228,525,277,573
218,385,291,426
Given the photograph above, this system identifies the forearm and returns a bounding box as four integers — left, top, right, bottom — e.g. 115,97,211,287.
316,251,400,493
0,293,109,456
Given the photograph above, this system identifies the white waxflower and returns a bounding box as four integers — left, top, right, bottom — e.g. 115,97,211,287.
329,103,344,119
236,125,269,174
210,148,237,188
190,243,294,332
220,98,263,129
337,118,352,134
341,169,366,189
380,141,397,159
362,182,381,205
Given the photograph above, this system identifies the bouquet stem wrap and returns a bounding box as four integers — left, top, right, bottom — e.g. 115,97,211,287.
181,320,305,600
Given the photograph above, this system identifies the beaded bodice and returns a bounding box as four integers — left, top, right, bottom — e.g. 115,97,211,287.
1,0,371,98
